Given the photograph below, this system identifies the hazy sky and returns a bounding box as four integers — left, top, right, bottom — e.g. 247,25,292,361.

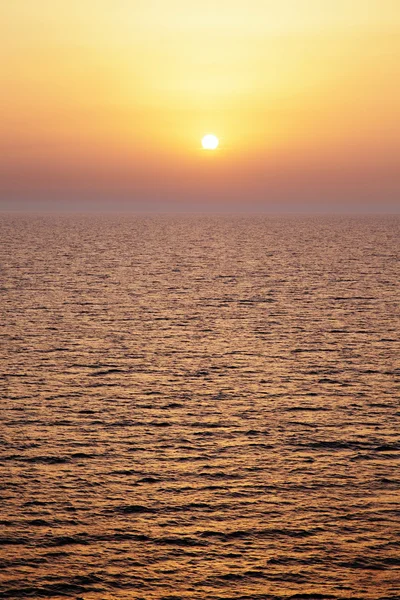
1,1,399,209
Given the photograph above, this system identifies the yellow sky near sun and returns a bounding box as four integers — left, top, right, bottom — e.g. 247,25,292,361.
1,1,399,200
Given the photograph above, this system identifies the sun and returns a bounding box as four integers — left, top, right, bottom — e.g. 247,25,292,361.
202,134,219,150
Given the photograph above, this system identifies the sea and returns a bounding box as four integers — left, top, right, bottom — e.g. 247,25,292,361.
1,214,399,600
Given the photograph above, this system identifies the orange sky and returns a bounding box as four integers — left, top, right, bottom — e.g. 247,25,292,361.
1,1,399,208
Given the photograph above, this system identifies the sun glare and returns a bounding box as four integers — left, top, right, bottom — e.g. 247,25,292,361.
202,134,219,150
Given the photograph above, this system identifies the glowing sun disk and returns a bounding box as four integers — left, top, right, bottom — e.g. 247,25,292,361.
202,134,219,150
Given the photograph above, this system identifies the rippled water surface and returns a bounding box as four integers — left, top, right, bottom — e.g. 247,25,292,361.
1,215,399,600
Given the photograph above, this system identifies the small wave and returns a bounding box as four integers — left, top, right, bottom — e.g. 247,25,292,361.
26,519,51,527
338,557,395,570
285,406,330,412
10,452,98,464
198,527,320,542
115,504,156,514
137,476,160,483
156,535,206,547
42,534,90,547
0,581,99,598
111,468,140,475
90,368,127,375
0,536,27,546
